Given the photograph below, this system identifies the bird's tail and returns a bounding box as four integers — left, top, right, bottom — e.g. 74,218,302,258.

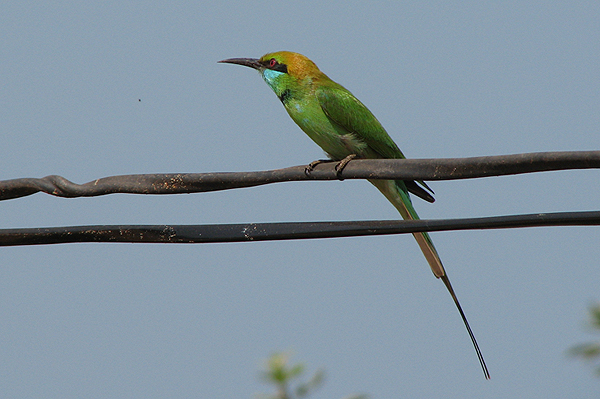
368,179,490,379
368,179,445,278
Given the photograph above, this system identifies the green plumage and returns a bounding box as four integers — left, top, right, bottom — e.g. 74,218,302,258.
219,51,489,379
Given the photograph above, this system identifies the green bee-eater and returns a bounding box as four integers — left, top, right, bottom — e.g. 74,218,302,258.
220,51,489,379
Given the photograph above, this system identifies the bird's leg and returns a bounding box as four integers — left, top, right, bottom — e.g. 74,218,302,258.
304,154,357,180
304,159,336,176
334,154,357,180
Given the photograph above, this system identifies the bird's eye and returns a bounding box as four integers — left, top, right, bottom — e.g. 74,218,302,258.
269,58,277,67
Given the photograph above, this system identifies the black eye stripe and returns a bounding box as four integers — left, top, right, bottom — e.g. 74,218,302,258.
262,59,288,74
272,63,288,73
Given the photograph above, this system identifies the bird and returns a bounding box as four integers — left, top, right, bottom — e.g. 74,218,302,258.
219,51,489,379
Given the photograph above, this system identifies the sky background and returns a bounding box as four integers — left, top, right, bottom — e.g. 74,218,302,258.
1,2,599,398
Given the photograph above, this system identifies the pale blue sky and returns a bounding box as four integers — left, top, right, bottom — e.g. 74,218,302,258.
1,2,599,398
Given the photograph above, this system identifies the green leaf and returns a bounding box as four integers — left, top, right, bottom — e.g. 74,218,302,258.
569,343,600,359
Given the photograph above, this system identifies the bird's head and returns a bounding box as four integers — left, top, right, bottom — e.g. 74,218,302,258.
219,51,325,99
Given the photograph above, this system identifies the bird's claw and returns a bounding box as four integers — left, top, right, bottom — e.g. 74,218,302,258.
304,159,334,176
305,160,323,176
334,154,357,180
304,155,357,180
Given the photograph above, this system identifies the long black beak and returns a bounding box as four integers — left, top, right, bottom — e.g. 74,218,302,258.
218,58,262,70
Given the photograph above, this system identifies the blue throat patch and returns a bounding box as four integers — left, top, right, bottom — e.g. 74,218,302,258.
261,69,285,91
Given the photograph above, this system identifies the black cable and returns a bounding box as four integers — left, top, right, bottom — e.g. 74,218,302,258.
2,210,599,247
1,151,599,201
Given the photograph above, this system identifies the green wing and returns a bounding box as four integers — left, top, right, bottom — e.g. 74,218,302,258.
317,83,407,160
317,84,435,202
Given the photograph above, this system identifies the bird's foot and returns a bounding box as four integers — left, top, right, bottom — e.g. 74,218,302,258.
334,154,357,180
304,159,335,176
